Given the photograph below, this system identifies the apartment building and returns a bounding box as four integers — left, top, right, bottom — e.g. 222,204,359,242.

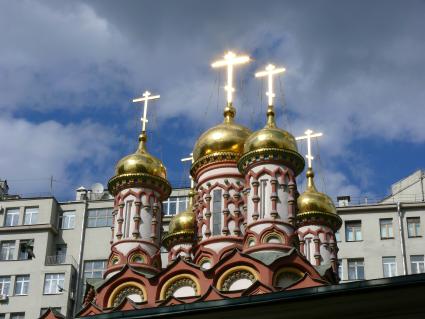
0,171,424,318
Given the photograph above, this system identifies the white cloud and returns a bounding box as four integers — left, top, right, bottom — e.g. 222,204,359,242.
0,116,119,198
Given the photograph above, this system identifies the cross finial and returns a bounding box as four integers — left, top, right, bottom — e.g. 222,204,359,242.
255,64,286,106
211,51,250,105
296,129,323,169
132,90,160,132
181,153,194,188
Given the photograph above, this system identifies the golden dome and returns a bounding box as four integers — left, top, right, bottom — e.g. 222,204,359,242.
114,133,166,179
244,106,298,153
297,168,341,230
162,190,197,249
192,103,252,162
238,105,305,176
108,132,171,198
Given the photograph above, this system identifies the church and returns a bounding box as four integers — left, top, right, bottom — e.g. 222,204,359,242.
47,50,424,319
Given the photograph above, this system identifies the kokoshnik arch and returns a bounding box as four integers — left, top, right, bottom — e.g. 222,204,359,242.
76,50,342,316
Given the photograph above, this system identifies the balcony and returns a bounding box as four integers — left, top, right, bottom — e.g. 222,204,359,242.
45,254,77,268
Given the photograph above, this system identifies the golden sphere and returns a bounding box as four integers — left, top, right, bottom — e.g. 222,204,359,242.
244,126,298,154
193,122,252,162
168,210,196,235
297,169,337,216
115,151,167,179
114,133,166,179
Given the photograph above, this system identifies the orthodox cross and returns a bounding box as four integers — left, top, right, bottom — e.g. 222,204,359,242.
211,51,250,104
132,90,160,132
255,64,286,106
296,129,323,169
181,153,194,188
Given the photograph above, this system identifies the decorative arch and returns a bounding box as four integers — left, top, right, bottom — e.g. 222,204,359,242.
273,267,304,289
107,281,147,307
216,265,258,292
261,231,284,244
159,274,200,300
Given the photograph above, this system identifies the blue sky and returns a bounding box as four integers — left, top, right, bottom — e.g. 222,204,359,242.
1,0,425,201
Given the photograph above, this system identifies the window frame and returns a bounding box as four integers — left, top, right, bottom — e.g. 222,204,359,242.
382,256,397,278
4,208,20,227
43,273,65,295
345,221,362,242
410,255,425,274
0,276,11,296
407,217,421,238
10,313,25,319
347,258,365,280
14,275,30,296
59,211,75,230
379,218,394,239
24,207,39,225
162,196,188,216
83,260,107,280
0,240,16,261
212,189,222,236
87,208,113,228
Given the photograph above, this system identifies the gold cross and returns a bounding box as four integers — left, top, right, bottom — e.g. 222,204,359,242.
211,51,250,104
296,129,323,169
132,90,160,132
255,64,286,106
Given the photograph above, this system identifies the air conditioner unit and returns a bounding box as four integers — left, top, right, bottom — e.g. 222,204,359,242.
0,294,8,301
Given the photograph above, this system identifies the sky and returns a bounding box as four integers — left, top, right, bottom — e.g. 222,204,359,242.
1,0,425,202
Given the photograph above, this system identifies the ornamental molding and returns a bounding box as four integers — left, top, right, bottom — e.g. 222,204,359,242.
220,270,256,292
191,152,240,176
108,172,171,200
238,148,305,177
296,210,342,231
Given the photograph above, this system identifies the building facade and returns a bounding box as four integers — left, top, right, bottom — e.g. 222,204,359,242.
0,171,424,318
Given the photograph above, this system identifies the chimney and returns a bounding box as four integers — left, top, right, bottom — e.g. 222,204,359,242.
337,195,351,207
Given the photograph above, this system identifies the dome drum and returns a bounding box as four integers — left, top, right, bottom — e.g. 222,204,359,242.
238,148,305,176
108,173,171,199
296,211,342,231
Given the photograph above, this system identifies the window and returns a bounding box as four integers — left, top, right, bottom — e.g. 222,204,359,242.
55,244,67,264
212,189,222,235
335,230,341,242
43,273,65,294
410,255,425,274
162,196,188,216
380,218,394,239
0,314,5,319
304,237,312,261
345,221,362,241
59,211,75,229
407,217,421,237
24,207,38,225
10,313,25,319
348,258,364,280
87,208,113,227
259,179,267,218
14,275,30,295
4,208,20,226
84,260,107,279
18,240,34,260
382,257,397,277
0,241,15,260
338,259,343,280
0,276,11,296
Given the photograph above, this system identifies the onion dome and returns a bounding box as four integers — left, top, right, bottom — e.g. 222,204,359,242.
238,106,305,175
108,132,171,199
297,168,342,231
191,103,252,174
162,189,197,249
